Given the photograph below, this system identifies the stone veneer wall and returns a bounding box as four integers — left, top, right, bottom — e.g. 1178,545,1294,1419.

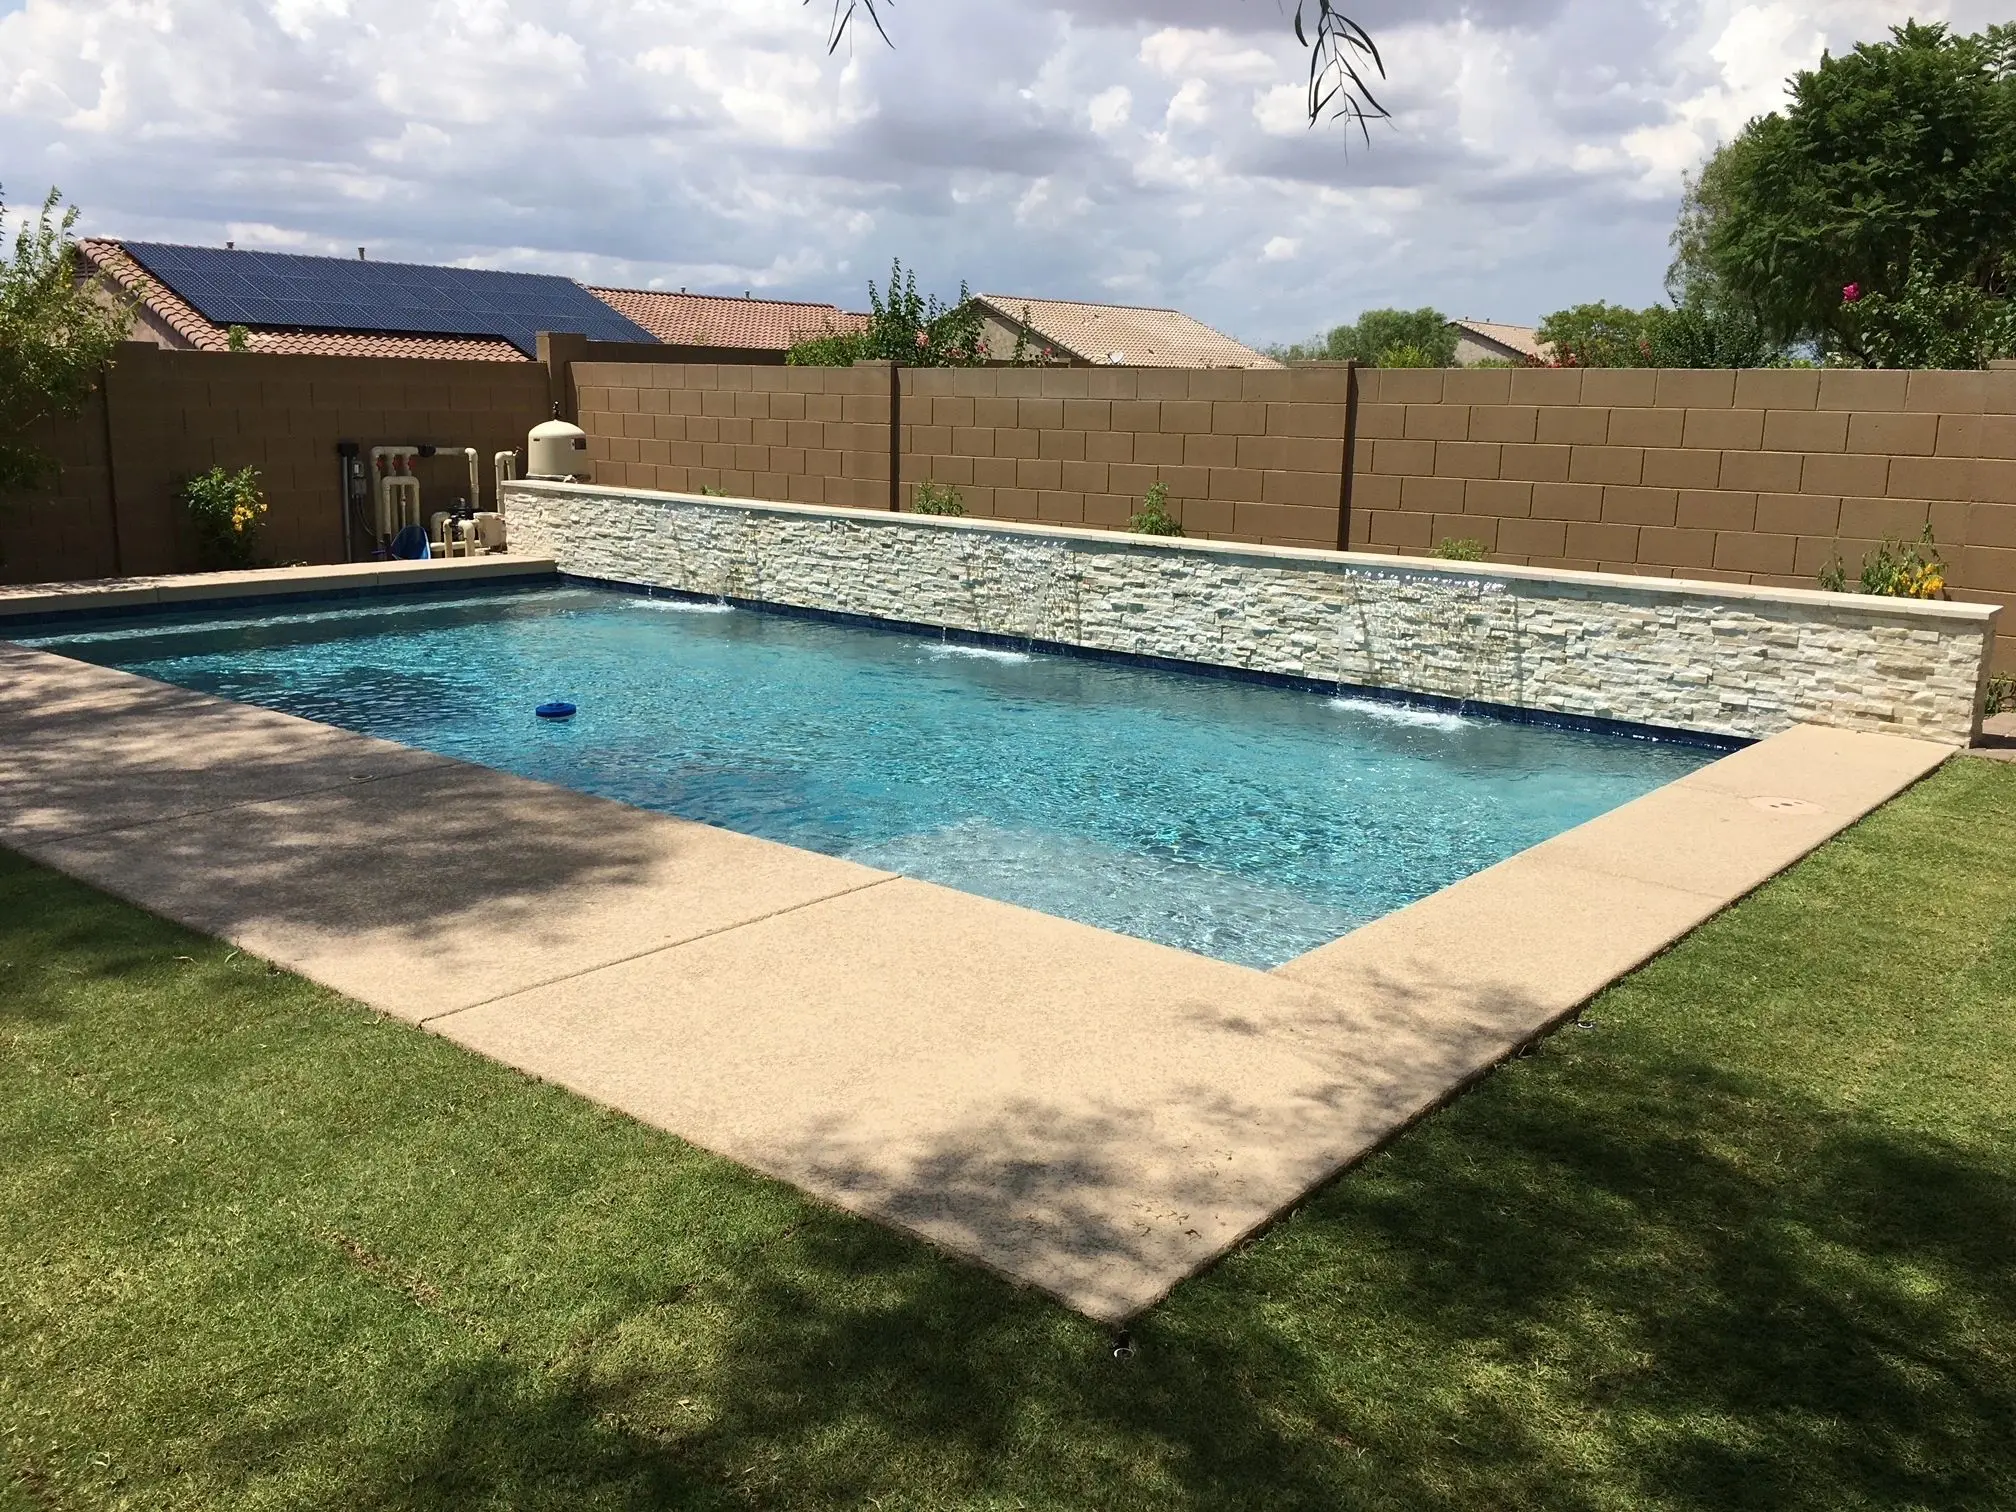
502,481,1998,746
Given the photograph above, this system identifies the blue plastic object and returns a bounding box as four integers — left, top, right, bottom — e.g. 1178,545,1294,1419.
388,524,431,560
535,701,577,720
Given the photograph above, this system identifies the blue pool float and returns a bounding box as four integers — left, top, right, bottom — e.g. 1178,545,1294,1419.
536,701,577,720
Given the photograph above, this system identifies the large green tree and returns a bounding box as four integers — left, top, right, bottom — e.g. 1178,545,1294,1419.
1672,21,2016,354
0,187,132,491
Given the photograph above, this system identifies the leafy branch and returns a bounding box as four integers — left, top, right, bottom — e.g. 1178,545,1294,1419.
807,0,1388,132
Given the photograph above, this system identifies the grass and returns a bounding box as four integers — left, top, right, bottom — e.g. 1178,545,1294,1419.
4,758,2015,1511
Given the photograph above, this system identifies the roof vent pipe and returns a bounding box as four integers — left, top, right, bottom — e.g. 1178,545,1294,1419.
358,247,366,260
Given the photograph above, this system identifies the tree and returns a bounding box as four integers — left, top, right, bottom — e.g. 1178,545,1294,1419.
0,187,133,491
1536,303,1653,368
787,259,990,366
809,0,1388,134
1534,301,1785,369
1673,22,2016,355
1276,308,1457,366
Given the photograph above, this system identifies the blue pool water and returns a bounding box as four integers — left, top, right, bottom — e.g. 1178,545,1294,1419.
27,585,1720,968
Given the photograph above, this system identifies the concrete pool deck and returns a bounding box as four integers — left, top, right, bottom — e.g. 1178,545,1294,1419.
0,573,1957,1322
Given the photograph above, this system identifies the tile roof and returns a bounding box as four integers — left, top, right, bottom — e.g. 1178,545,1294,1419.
588,286,868,350
1450,318,1552,363
80,239,538,362
975,294,1281,369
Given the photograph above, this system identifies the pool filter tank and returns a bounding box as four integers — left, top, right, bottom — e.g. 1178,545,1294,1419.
527,410,591,481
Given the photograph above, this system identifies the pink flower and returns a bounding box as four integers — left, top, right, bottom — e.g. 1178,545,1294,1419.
1842,282,1862,303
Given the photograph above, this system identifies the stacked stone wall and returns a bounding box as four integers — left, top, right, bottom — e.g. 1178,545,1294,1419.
504,481,1998,746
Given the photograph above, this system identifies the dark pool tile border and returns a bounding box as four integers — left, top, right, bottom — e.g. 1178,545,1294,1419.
561,572,1750,753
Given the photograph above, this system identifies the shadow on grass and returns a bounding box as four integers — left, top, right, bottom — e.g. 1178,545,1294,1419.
319,1041,2016,1512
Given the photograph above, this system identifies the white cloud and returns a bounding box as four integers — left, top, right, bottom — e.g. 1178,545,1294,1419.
1164,78,1212,128
0,0,2003,347
1087,84,1131,132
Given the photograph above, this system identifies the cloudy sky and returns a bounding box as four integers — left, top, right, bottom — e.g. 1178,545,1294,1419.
0,0,2004,346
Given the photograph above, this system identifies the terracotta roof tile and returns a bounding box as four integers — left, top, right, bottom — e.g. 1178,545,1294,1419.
589,286,866,350
976,294,1280,369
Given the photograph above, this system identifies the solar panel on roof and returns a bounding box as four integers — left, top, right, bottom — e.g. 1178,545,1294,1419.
120,242,655,356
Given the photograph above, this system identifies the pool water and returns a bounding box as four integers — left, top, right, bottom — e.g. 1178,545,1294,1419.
28,586,1720,968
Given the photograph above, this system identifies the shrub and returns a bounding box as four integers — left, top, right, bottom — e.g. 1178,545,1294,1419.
1376,343,1436,368
1986,672,2015,716
1818,526,1946,598
1129,481,1183,536
179,465,267,570
1430,537,1487,561
786,259,990,367
910,480,964,515
1837,259,2016,369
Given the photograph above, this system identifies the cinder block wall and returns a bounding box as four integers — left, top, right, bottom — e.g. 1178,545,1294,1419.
2,343,550,580
0,391,118,584
898,366,1350,549
1349,366,2016,672
572,361,892,512
573,360,2016,674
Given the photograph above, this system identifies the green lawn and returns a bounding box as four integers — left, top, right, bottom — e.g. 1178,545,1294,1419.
4,758,2014,1512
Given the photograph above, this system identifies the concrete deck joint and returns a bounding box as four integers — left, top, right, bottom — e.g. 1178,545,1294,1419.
417,873,904,1025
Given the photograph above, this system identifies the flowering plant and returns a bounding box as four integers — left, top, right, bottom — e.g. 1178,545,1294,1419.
1817,525,1946,599
179,464,268,570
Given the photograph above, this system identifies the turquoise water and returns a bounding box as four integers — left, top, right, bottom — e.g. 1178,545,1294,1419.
27,585,1719,968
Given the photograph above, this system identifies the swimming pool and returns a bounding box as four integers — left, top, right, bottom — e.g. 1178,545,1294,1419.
24,585,1721,968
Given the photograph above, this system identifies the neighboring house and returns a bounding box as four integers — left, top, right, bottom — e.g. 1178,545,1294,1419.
590,286,867,351
1448,318,1552,367
972,294,1282,369
79,240,651,360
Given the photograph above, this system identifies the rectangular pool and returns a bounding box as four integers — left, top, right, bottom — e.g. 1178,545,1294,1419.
22,585,1722,968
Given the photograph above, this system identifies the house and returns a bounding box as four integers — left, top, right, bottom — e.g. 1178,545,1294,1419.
589,286,866,352
972,294,1281,369
1448,318,1551,367
79,240,652,360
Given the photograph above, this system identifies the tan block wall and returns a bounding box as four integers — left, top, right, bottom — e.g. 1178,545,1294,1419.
1348,366,2016,674
896,366,1351,549
2,343,551,580
573,361,892,512
0,391,119,584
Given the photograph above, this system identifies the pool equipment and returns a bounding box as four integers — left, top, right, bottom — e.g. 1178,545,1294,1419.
527,407,591,481
535,701,577,720
370,444,504,558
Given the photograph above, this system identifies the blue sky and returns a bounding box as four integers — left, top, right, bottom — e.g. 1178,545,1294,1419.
1,1,2003,346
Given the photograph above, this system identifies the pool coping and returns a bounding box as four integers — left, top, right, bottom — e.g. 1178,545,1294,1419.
0,556,559,626
0,575,1956,1324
